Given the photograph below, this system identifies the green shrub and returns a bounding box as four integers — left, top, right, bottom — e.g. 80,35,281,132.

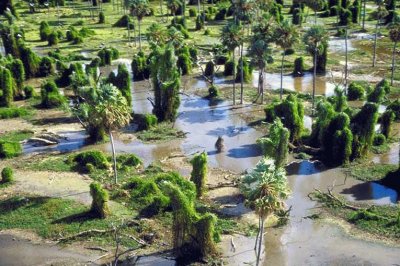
205,61,214,77
0,107,29,119
23,86,35,99
70,150,110,173
0,141,22,159
113,15,133,28
90,182,110,218
39,21,51,41
367,79,390,103
116,154,142,170
387,99,400,120
0,68,13,107
133,113,158,130
223,59,235,76
215,8,227,20
38,56,54,77
131,51,150,81
235,57,253,83
292,8,303,25
204,28,211,35
190,152,207,197
66,26,79,42
189,8,197,17
99,11,105,24
196,15,204,30
47,31,59,46
177,54,192,75
373,133,386,146
208,85,220,98
40,81,64,108
380,110,395,138
347,82,365,100
73,36,83,44
1,167,13,183
293,57,305,77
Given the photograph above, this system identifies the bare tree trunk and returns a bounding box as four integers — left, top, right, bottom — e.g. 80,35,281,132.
314,10,317,24
197,0,200,14
240,44,244,104
312,48,317,116
344,27,348,94
280,52,285,100
373,21,379,67
182,0,186,27
362,0,366,30
254,216,261,250
233,49,236,105
261,67,264,104
256,218,264,266
109,131,118,184
391,41,397,86
138,19,142,51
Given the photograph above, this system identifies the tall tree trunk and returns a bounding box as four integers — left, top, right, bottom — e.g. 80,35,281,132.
256,218,265,266
182,0,186,27
240,44,244,104
261,67,264,104
109,131,118,184
254,216,261,250
314,9,317,24
197,0,200,14
391,41,397,86
233,49,236,105
373,21,379,67
344,27,348,94
312,48,317,116
138,19,142,51
362,0,366,30
280,52,285,100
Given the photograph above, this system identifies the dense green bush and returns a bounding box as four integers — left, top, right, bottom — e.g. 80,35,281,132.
177,53,192,75
1,167,13,183
113,15,134,28
204,61,215,77
387,99,400,120
339,8,352,26
215,8,227,20
0,141,22,159
47,31,59,46
189,8,197,17
373,133,386,146
98,47,119,66
7,59,25,94
90,182,110,218
99,11,105,24
380,110,395,139
223,59,235,76
39,21,51,41
195,15,204,30
38,56,54,77
235,57,253,83
208,85,220,98
69,150,110,173
23,86,35,99
293,57,305,77
40,81,64,108
131,51,150,81
190,152,207,197
367,79,390,103
108,64,131,106
116,154,142,171
347,82,365,100
0,107,29,119
0,68,14,107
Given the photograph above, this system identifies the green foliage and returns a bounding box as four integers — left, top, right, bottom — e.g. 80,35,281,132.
309,100,336,146
38,56,54,77
40,80,64,108
350,163,397,181
387,99,400,120
208,85,220,98
240,157,290,219
367,79,390,103
373,133,386,146
189,8,197,17
151,44,181,122
161,182,217,258
351,102,379,159
69,150,110,173
195,15,204,30
223,59,236,76
99,11,105,24
116,154,142,171
380,110,395,138
264,94,304,142
293,57,305,76
90,182,110,218
7,59,25,94
0,141,22,159
177,53,192,75
235,57,253,83
137,122,184,142
19,45,41,78
131,51,150,81
257,119,289,168
339,8,352,25
190,152,207,197
98,48,119,66
113,15,134,28
292,8,303,25
205,61,215,77
0,68,13,107
303,26,329,73
1,167,13,183
0,107,30,119
0,130,33,142
329,87,348,112
108,64,132,107
347,82,365,100
47,31,59,46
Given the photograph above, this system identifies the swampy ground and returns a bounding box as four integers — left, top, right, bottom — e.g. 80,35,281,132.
1,0,400,266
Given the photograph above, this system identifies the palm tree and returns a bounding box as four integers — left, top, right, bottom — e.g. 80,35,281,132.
240,158,290,266
249,39,272,104
389,21,400,85
129,0,150,51
74,82,131,184
275,20,299,100
305,0,325,24
167,0,182,24
146,23,168,46
221,21,244,105
303,25,329,116
372,1,389,67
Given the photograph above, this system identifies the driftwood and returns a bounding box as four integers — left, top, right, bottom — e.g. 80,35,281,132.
207,181,237,190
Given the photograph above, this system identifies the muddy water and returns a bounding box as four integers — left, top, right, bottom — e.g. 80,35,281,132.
252,72,337,96
0,234,96,266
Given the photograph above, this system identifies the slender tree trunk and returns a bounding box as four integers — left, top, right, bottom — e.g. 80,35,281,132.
373,20,379,67
362,0,366,30
197,0,200,14
261,67,264,104
127,18,131,42
57,0,60,25
233,49,236,105
314,10,317,24
391,41,397,86
280,52,285,100
138,19,142,51
344,27,348,94
312,49,317,116
256,218,265,266
182,0,186,27
109,131,118,184
240,44,244,104
254,216,261,250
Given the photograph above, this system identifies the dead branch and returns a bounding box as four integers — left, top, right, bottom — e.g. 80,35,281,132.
85,246,109,252
312,188,361,211
207,181,238,190
120,233,147,246
58,229,110,242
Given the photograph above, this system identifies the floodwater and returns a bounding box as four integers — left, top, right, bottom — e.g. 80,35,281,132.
0,234,97,266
